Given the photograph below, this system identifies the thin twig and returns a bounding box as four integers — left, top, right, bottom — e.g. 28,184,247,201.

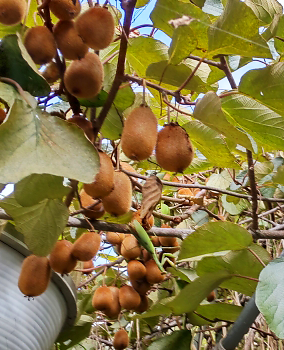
247,150,259,231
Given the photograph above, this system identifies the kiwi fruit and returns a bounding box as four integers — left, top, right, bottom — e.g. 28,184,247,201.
0,108,6,124
49,0,81,20
18,255,51,297
145,259,165,284
72,231,101,261
64,52,104,99
84,151,114,199
159,235,177,247
75,6,115,50
24,26,57,65
130,278,151,295
83,259,94,273
151,236,160,247
0,0,26,26
53,20,88,60
42,61,60,84
121,105,158,161
92,285,113,311
162,240,180,254
155,122,194,173
104,286,121,319
120,235,141,260
127,260,146,281
106,232,125,245
67,115,94,142
207,290,216,302
49,240,77,274
102,171,132,216
141,248,152,262
79,189,105,219
135,295,149,313
119,285,141,310
132,209,154,231
113,329,129,350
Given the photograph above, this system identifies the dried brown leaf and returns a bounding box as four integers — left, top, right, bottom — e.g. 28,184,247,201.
140,175,162,220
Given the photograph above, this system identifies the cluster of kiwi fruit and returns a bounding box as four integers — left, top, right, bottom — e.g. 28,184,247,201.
18,231,101,297
80,151,133,218
121,104,194,173
6,0,115,100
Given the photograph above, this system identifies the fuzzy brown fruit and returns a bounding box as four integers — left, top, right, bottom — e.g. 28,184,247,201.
130,278,151,295
135,295,149,313
84,151,114,199
155,122,194,173
18,255,51,297
83,259,94,274
42,61,60,84
49,240,77,274
64,52,103,99
121,235,141,260
0,0,26,26
72,231,101,261
104,286,121,319
106,232,125,245
207,290,216,302
67,115,94,142
53,20,88,60
113,329,129,350
145,259,165,284
162,240,180,254
75,6,115,50
127,260,146,281
92,286,113,311
79,189,105,219
119,285,141,310
132,208,154,231
102,171,132,216
49,0,81,20
121,105,158,161
24,26,57,65
159,235,177,247
151,236,160,247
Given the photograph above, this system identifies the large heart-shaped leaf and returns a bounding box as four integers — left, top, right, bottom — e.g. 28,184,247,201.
179,222,253,260
0,98,99,184
0,196,69,256
256,258,284,338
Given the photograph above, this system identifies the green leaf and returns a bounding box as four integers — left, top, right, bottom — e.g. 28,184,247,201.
0,98,100,184
221,195,248,215
239,62,284,117
148,330,192,350
150,0,210,38
0,34,50,97
183,158,212,174
136,0,150,7
245,0,283,24
275,15,284,54
166,270,232,314
0,196,69,256
256,257,284,338
15,174,70,207
146,59,215,93
273,165,284,185
182,121,238,168
193,303,243,323
126,37,168,77
78,90,108,107
179,222,253,260
222,94,284,151
100,106,123,140
135,299,172,319
197,244,270,296
57,315,93,349
206,170,232,190
208,0,271,58
194,92,252,150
